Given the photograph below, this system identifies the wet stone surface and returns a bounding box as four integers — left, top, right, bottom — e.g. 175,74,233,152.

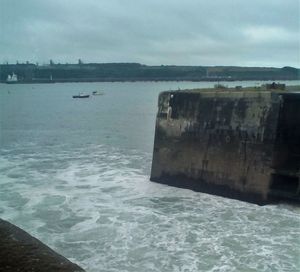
0,218,84,272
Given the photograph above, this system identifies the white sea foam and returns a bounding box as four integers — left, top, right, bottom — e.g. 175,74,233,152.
1,143,299,272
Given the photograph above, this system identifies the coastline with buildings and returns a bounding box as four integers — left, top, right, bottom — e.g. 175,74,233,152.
1,62,299,84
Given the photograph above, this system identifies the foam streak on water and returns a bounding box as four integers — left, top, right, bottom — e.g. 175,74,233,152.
0,81,300,271
0,142,299,272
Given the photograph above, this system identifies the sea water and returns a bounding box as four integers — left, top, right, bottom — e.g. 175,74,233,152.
0,81,299,272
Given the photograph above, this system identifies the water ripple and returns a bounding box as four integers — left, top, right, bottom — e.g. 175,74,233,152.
0,143,299,272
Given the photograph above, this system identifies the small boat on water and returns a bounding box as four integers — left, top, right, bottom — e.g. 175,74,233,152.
72,93,90,98
92,91,104,95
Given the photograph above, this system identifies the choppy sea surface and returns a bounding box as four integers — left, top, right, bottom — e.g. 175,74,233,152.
0,81,299,272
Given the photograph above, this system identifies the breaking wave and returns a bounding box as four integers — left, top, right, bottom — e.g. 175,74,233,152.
0,143,299,272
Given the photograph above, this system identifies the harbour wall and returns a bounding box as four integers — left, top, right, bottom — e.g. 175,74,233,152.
0,218,84,271
150,86,300,205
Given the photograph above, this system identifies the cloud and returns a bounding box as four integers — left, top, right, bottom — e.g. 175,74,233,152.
0,0,299,67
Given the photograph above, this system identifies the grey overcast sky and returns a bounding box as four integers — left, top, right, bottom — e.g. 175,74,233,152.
0,0,299,67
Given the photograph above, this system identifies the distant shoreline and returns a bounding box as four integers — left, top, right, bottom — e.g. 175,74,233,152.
1,63,299,84
2,78,300,85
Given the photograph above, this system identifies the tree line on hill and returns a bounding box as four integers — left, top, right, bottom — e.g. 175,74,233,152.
0,62,299,83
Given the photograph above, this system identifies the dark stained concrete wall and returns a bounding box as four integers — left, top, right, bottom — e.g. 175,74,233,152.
0,218,84,272
150,87,300,204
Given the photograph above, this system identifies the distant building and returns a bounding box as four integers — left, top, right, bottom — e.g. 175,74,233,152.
6,73,18,83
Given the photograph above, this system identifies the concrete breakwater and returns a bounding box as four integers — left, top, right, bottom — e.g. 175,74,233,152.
150,85,300,205
0,218,84,271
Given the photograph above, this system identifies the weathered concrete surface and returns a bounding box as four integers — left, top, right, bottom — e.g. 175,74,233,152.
0,218,84,272
150,85,300,205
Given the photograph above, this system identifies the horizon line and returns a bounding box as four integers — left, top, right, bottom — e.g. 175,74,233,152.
1,62,299,69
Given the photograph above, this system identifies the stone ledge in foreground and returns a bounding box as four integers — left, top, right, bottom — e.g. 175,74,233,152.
0,218,85,272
